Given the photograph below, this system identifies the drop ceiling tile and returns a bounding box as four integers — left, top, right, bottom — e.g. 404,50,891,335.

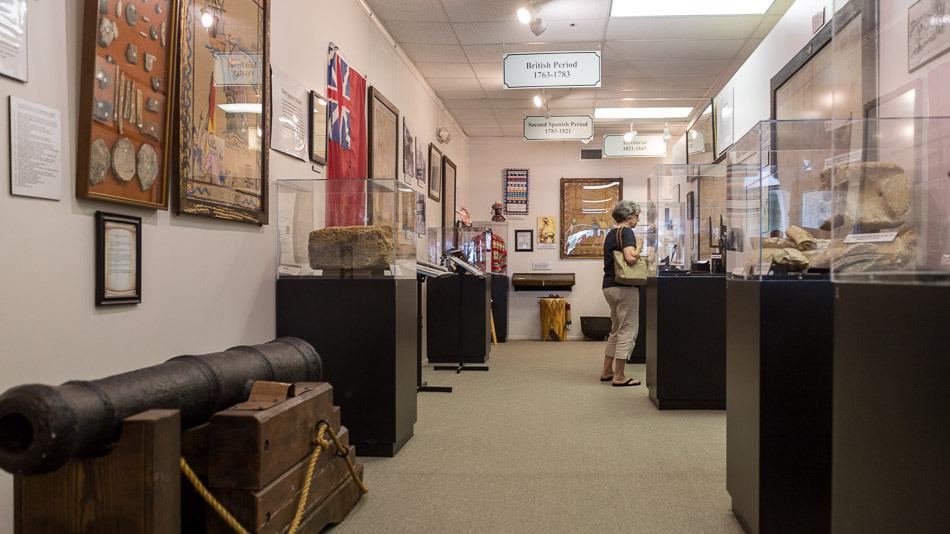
453,20,607,45
415,62,476,78
386,21,459,45
547,99,594,110
402,43,468,63
754,15,784,38
493,109,531,120
450,107,499,119
602,75,717,92
606,15,763,41
440,0,521,23
602,59,733,77
364,0,449,22
443,99,494,110
478,77,505,91
427,78,484,92
501,126,525,137
472,63,503,78
462,126,504,137
606,39,747,60
464,41,602,62
533,20,609,43
431,89,487,100
488,98,537,109
458,118,503,129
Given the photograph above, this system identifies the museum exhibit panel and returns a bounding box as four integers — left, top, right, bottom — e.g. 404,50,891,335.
424,226,492,366
644,165,728,410
725,120,838,534
825,0,950,522
274,178,419,457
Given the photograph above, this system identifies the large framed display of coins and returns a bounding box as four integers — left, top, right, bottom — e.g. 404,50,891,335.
76,0,179,209
177,0,269,224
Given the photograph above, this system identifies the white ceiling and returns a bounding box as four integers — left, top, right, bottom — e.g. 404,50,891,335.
365,0,793,138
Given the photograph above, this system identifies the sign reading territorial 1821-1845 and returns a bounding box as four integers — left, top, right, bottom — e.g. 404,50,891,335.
503,51,601,89
523,116,593,141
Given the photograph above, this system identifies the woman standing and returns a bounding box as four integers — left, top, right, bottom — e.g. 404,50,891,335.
600,200,643,387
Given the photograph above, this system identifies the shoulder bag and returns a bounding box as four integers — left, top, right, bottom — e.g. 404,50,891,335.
613,228,647,286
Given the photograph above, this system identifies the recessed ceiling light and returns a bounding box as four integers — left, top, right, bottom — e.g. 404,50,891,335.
594,107,693,119
611,0,774,17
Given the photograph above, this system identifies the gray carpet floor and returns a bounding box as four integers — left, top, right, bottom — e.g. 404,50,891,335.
332,341,742,534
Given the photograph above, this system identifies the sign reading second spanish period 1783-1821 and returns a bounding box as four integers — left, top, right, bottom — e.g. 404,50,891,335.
523,115,593,141
503,51,601,89
602,134,667,158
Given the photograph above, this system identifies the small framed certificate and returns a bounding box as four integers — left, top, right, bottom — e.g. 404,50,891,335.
515,229,534,252
95,211,142,306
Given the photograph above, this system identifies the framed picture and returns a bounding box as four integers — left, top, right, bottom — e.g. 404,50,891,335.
686,101,715,164
714,87,734,159
686,191,695,221
428,143,442,202
309,91,327,165
909,0,950,71
415,139,426,188
0,0,28,82
504,168,529,216
95,211,142,306
368,86,399,180
515,229,534,252
76,0,180,209
560,178,622,259
402,118,414,183
177,0,269,224
442,156,457,227
537,216,557,248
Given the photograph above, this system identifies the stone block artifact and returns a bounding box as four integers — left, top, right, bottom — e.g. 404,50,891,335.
0,338,323,475
308,225,394,272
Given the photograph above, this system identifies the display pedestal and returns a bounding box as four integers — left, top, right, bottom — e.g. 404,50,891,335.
490,273,509,342
628,288,648,363
646,274,726,410
427,274,491,365
726,277,833,534
832,283,950,533
276,277,417,457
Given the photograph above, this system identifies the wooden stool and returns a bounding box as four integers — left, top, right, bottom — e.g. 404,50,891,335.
539,296,567,341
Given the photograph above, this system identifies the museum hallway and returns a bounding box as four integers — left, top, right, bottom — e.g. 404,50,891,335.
333,341,741,534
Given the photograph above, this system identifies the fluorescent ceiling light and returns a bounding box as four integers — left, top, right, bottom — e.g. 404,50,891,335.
594,107,693,119
218,103,263,114
611,0,774,17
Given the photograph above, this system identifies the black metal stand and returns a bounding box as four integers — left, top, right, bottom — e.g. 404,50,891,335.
416,275,453,392
432,363,490,373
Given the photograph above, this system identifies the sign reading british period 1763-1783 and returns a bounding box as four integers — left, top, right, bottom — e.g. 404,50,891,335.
503,51,601,89
601,134,667,158
523,115,593,141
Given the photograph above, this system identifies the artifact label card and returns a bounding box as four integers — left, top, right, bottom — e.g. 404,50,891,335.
9,96,62,200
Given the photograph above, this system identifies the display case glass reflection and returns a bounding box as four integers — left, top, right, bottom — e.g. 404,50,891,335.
560,178,623,259
276,178,417,279
687,103,715,164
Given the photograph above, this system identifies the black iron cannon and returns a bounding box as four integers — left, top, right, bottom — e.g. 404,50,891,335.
0,337,322,475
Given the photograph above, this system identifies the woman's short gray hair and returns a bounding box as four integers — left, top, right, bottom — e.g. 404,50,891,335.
611,200,641,223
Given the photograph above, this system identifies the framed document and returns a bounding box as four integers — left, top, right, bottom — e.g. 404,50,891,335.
177,0,269,224
309,90,327,165
402,117,414,184
0,0,28,82
95,211,142,306
270,68,308,161
441,156,457,227
76,0,180,209
560,178,622,259
368,86,399,180
515,229,534,252
428,143,442,202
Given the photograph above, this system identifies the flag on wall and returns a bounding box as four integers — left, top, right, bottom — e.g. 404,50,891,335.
326,45,367,226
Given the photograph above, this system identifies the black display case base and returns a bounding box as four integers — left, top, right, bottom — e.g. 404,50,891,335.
726,277,833,534
628,288,648,363
832,283,950,534
427,274,491,364
277,277,417,458
646,274,726,410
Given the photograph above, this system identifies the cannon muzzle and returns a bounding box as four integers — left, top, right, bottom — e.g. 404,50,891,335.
0,337,322,475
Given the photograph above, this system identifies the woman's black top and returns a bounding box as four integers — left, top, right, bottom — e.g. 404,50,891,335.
603,226,637,289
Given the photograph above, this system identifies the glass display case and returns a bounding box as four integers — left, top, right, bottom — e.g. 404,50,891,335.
645,201,687,274
276,178,419,278
829,117,950,284
426,224,508,274
726,120,837,278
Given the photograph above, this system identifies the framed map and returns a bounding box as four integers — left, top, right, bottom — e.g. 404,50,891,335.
560,178,622,259
368,86,398,180
177,0,269,224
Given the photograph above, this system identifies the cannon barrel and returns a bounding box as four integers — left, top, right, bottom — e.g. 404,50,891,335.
0,337,322,475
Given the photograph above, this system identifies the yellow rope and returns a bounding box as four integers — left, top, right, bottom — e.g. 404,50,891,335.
179,457,251,534
180,421,368,534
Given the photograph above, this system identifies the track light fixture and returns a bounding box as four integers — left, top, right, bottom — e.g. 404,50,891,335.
533,93,544,108
623,123,637,143
516,1,547,36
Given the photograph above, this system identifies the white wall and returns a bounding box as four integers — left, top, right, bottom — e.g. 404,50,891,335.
467,139,663,340
0,0,465,529
708,0,835,147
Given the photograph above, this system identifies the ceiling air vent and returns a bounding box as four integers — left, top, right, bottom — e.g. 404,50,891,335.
580,148,602,160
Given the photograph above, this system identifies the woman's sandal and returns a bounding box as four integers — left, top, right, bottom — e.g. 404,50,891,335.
600,375,614,382
612,378,641,387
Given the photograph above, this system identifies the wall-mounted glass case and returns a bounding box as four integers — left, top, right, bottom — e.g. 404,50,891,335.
830,117,950,284
276,178,419,278
726,120,837,278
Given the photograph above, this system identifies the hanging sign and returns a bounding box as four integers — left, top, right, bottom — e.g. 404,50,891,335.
602,134,667,158
503,51,601,89
523,115,593,141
